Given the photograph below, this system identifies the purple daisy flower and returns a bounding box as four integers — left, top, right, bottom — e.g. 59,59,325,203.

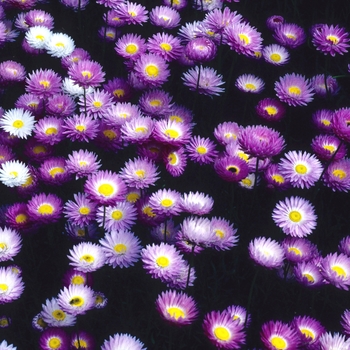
27,193,62,224
261,320,300,349
79,89,114,119
294,260,324,287
23,140,53,163
25,9,54,28
235,74,265,93
238,125,285,158
262,44,290,66
121,116,154,143
162,0,187,10
203,310,246,349
57,284,95,316
139,89,173,117
155,290,198,326
84,170,127,205
41,298,76,327
66,149,101,179
62,268,93,287
151,220,178,244
224,305,251,328
46,93,76,118
95,123,123,152
214,155,250,182
182,65,224,96
34,116,64,145
115,33,146,60
332,108,350,143
274,73,314,107
202,7,242,35
103,77,132,103
149,6,180,29
99,229,142,268
273,22,306,48
264,163,291,190
272,196,317,238
26,69,62,98
39,327,70,350
0,266,24,304
5,203,32,232
15,93,44,116
166,261,196,290
62,114,99,142
341,309,350,336
311,74,340,98
312,24,350,56
266,15,285,30
0,227,22,262
64,193,97,226
163,146,187,177
279,151,323,189
0,144,14,165
0,60,26,84
39,157,71,186
61,48,90,69
186,135,218,165
101,333,146,350
165,104,194,125
185,37,217,63
119,157,160,189
96,201,137,231
339,236,350,257
214,121,241,145
180,191,214,215
291,315,325,349
282,237,318,264
211,217,239,251
322,158,350,191
320,252,350,290
102,102,141,127
312,109,334,134
311,134,347,161
68,242,105,273
70,331,95,350
149,188,182,217
248,237,285,269
133,53,170,88
223,21,263,57
319,332,350,349
153,119,192,146
141,242,184,281
147,32,182,62
114,1,148,25
68,59,105,88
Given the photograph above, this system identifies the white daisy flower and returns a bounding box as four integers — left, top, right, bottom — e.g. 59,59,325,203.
25,25,52,49
62,78,94,98
0,160,30,187
45,32,75,58
41,297,77,327
0,108,36,139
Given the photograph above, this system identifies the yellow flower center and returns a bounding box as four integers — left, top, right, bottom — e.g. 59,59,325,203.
69,297,84,307
48,337,61,349
288,86,301,95
272,174,284,184
143,206,156,217
288,247,302,255
215,229,225,239
289,210,302,222
72,275,85,285
103,129,116,140
265,106,278,116
149,99,162,107
80,254,94,263
295,164,307,174
214,326,230,341
0,242,6,250
135,169,145,178
168,153,178,165
161,198,173,207
165,129,179,139
238,33,250,44
52,309,66,321
81,71,92,79
113,89,125,97
167,307,185,320
326,35,339,44
126,192,140,203
145,64,159,77
196,146,207,155
332,265,346,277
55,42,65,47
270,53,281,62
135,126,147,133
111,210,123,220
79,207,90,215
226,165,240,174
0,284,8,292
156,256,169,267
303,273,315,283
270,336,287,349
160,43,172,51
93,101,102,108
12,120,24,129
73,339,88,348
241,178,252,186
301,328,315,340
333,169,346,179
39,80,50,88
15,213,27,223
245,83,256,91
286,33,296,40
323,144,336,153
98,183,114,196
36,35,44,40
37,204,54,215
33,145,46,154
49,167,65,178
114,243,127,253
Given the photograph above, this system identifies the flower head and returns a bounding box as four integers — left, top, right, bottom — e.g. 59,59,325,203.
249,237,284,269
235,74,265,93
101,333,146,350
273,23,306,48
68,60,105,88
0,108,35,139
0,160,30,187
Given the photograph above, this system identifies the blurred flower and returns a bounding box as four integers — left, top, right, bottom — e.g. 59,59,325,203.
34,116,64,145
185,37,217,62
26,69,62,98
149,6,180,29
294,260,324,287
180,191,214,215
332,108,350,143
214,156,249,182
311,109,334,134
101,333,146,350
341,309,350,336
70,331,95,350
323,158,350,192
266,15,284,30
311,74,340,98
235,74,265,93
273,22,306,48
66,150,101,179
282,237,318,264
311,134,346,161
211,216,239,251
0,227,22,262
319,332,350,349
224,305,251,327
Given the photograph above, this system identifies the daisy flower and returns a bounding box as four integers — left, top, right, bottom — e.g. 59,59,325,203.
46,94,76,118
248,237,285,269
0,60,26,83
62,114,99,142
103,77,132,103
319,332,350,349
185,37,217,63
320,253,350,290
211,217,239,251
26,69,62,98
0,160,30,187
203,310,246,349
214,122,241,145
45,32,75,58
332,108,350,143
0,108,35,139
101,333,146,350
214,156,250,182
34,116,64,145
25,25,52,49
149,188,182,217
312,24,350,56
163,147,187,177
62,268,92,287
273,23,306,48
139,89,173,117
68,242,106,273
323,159,350,192
57,284,95,316
275,73,314,107
262,44,289,66
312,109,334,134
155,290,198,326
27,193,63,224
186,136,218,165
341,310,350,336
103,102,141,127
272,196,317,237
61,48,90,69
70,331,95,350
68,59,105,88
39,157,71,186
79,89,113,119
39,328,70,350
41,298,76,327
147,32,182,62
311,74,340,98
24,9,54,28
153,119,191,146
0,266,24,304
260,320,300,350
291,315,325,348
5,203,32,232
224,305,251,328
66,149,101,180
63,193,97,226
279,151,323,189
294,260,324,288
121,116,154,143
180,191,214,215
149,6,180,29
0,227,22,262
235,74,265,93
115,33,146,60
182,65,224,96
282,237,318,264
99,229,142,268
311,134,346,161
114,1,148,25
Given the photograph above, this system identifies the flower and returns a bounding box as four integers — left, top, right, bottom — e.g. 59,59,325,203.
133,53,170,88
214,156,250,182
149,6,180,29
0,341,15,350
115,33,146,60
186,136,218,165
0,266,24,304
119,157,159,189
100,229,142,268
149,189,182,217
66,150,101,180
62,268,93,287
266,15,284,30
114,1,148,25
0,108,36,139
68,59,105,88
323,158,350,192
211,217,239,251
319,332,350,349
0,60,26,83
163,147,187,177
312,24,350,56
311,134,346,161
282,237,318,264
68,242,106,273
39,328,70,350
103,102,141,126
185,37,217,62
0,227,22,262
320,253,350,290
224,305,251,327
153,119,191,146
45,32,75,58
70,331,95,350
139,89,173,117
311,74,340,98
39,157,71,186
26,69,62,98
79,89,113,119
62,114,99,142
235,74,265,93
248,237,285,269
147,32,182,62
46,94,76,118
41,298,76,327
203,310,246,349
214,122,241,145
272,196,317,237
27,193,63,224
121,116,154,143
312,109,334,134
238,125,285,158
61,48,90,69
57,284,95,316
0,160,30,187
84,170,127,205
25,25,52,49
332,108,350,143
34,117,64,145
180,191,214,215
273,23,306,48
294,260,324,287
341,310,350,336
279,151,323,189
274,73,314,107
182,65,225,96
101,333,146,350
262,44,290,65
260,320,300,350
155,290,198,326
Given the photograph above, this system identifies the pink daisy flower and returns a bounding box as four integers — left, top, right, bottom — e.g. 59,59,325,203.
68,59,105,88
27,193,63,224
25,69,62,98
149,6,180,29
